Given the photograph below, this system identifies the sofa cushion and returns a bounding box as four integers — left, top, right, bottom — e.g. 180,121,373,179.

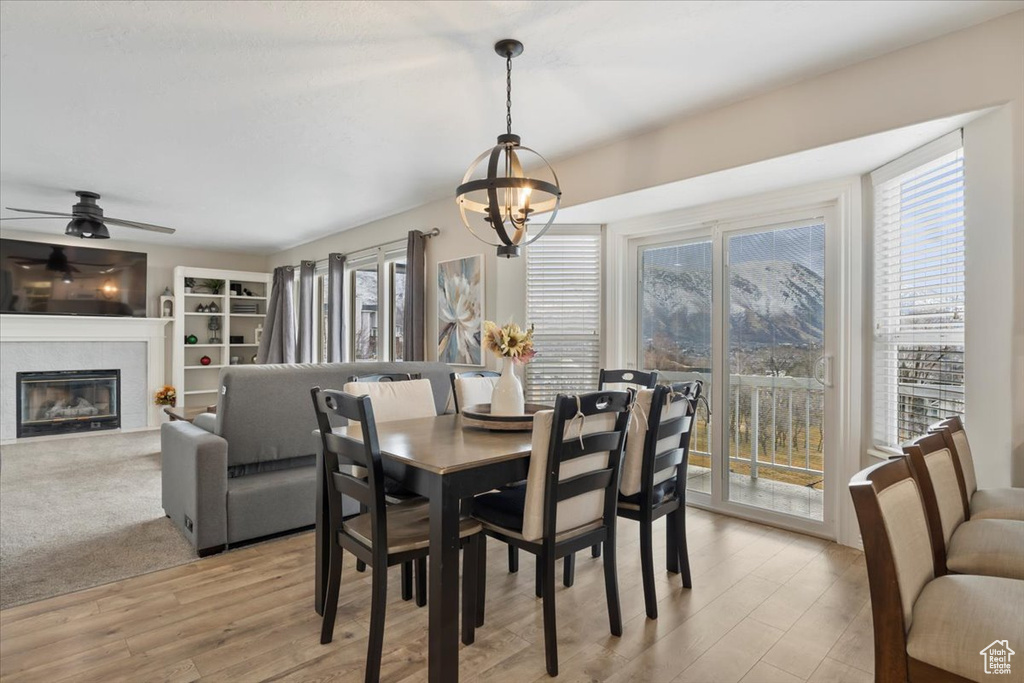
946,518,1024,579
192,412,216,433
226,466,316,544
215,362,453,467
227,454,316,479
971,488,1024,521
907,574,1024,681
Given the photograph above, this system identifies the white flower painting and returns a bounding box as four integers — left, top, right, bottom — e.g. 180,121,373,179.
437,255,483,365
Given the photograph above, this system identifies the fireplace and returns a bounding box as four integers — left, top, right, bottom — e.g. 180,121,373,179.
16,369,120,438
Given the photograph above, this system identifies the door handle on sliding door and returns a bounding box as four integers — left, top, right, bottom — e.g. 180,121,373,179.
813,355,833,387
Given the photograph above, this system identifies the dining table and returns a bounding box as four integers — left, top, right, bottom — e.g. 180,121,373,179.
314,412,534,683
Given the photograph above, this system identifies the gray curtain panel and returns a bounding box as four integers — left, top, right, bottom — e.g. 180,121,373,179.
256,265,297,364
297,260,315,363
327,253,346,362
403,230,427,361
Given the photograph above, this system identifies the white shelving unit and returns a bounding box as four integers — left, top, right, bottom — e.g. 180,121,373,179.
171,266,271,411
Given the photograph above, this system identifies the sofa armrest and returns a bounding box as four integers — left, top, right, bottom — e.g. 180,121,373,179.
161,421,229,553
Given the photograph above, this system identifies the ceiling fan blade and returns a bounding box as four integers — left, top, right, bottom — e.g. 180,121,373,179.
4,208,75,218
0,215,70,221
104,216,176,235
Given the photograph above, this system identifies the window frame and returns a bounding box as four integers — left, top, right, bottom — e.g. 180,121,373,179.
869,130,965,450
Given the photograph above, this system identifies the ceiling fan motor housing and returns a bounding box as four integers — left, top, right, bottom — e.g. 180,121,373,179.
66,190,109,239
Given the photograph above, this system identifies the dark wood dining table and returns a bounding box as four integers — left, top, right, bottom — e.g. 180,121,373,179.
314,413,534,683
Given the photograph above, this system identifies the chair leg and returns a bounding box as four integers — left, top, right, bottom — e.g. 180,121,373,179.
319,543,343,644
365,560,388,683
508,544,519,573
476,534,487,628
674,507,692,589
542,550,559,676
415,556,427,607
356,505,368,573
401,561,413,601
603,531,623,637
462,535,478,646
535,555,543,598
639,518,658,619
665,510,680,574
591,543,601,558
562,552,575,588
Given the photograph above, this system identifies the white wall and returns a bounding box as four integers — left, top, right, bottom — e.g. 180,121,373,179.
271,12,1024,485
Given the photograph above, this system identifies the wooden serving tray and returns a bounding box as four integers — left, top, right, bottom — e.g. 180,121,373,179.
461,403,550,431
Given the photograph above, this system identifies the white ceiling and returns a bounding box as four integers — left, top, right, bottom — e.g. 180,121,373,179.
0,1,1019,253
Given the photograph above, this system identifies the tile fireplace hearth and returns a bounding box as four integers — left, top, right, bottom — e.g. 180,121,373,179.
16,369,121,438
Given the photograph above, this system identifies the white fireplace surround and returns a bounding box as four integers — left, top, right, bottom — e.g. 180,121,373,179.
0,315,170,442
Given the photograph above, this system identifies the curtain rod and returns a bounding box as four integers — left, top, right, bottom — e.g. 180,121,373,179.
339,225,440,258
292,228,441,268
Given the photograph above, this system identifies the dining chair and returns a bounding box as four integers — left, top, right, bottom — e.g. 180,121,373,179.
451,370,525,573
449,370,501,414
311,387,483,683
472,390,633,676
616,381,699,618
928,416,1024,521
849,456,1024,682
586,368,659,562
902,431,1024,580
343,375,437,596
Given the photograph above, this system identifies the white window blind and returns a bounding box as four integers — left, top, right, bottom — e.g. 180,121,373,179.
871,131,965,449
525,229,602,403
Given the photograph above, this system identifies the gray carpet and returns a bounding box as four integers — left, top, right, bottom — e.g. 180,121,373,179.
0,430,197,609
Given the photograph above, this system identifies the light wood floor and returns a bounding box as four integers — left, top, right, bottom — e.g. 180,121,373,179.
0,508,874,682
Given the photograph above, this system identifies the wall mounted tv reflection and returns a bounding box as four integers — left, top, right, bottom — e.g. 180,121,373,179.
0,239,147,317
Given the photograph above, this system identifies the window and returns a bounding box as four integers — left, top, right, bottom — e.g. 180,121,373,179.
872,131,965,449
344,246,406,362
525,229,602,403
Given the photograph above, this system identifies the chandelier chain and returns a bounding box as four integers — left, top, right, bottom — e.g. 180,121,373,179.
506,53,513,135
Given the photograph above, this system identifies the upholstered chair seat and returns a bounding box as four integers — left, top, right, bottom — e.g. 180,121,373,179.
907,574,1024,681
945,518,1024,579
968,487,1024,521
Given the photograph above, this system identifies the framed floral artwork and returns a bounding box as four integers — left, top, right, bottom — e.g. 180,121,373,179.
437,254,483,366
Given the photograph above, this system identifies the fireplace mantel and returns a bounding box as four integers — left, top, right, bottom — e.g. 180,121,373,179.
0,315,170,440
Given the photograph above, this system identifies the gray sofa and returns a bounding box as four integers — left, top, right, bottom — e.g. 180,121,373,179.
161,361,454,555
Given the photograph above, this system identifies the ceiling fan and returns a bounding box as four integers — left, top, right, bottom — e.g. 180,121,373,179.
0,190,176,238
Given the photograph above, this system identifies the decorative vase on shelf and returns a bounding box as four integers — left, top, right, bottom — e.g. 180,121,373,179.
491,359,525,416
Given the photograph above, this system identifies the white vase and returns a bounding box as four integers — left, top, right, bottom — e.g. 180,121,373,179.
491,357,525,416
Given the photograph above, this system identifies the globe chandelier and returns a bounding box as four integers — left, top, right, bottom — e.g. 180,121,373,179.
456,39,561,258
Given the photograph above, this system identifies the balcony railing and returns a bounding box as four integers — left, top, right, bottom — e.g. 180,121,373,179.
657,370,825,485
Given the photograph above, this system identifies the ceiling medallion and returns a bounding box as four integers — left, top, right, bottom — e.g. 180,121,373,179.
455,39,561,258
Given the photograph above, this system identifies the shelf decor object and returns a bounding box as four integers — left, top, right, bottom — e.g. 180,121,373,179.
455,39,561,259
160,287,174,318
200,355,212,366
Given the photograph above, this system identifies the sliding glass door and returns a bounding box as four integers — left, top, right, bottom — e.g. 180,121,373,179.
636,211,836,535
724,221,827,522
639,239,713,495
